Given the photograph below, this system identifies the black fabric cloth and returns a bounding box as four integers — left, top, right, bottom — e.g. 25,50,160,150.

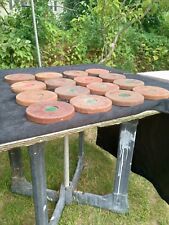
96,113,169,204
1,64,169,145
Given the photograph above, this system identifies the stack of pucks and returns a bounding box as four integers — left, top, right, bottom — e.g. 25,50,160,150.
85,68,109,76
55,86,90,101
63,70,88,79
16,90,58,107
35,72,63,81
87,82,119,95
45,78,76,91
11,80,46,94
105,90,144,107
70,94,112,114
26,101,75,124
133,86,169,100
74,76,102,87
99,72,126,82
114,78,144,90
4,73,35,84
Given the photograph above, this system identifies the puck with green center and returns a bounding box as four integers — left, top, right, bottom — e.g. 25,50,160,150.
133,86,169,100
16,90,58,107
87,82,119,95
26,101,75,124
114,78,144,90
70,94,112,114
105,90,144,106
55,86,90,101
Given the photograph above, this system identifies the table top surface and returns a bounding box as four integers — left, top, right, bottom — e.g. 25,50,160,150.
0,64,168,152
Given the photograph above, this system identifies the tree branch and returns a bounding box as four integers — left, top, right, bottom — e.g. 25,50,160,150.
100,0,156,63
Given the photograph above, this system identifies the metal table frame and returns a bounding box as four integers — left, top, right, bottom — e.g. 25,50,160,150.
1,110,159,225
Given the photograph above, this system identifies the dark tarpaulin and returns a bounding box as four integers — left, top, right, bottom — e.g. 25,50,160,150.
96,113,169,204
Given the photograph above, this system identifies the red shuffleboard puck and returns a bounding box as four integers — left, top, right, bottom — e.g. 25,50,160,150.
133,86,169,100
70,94,112,114
16,90,58,107
55,86,90,101
105,90,144,107
63,70,88,79
74,76,102,87
35,72,63,81
11,81,46,94
45,78,76,90
114,78,144,90
85,68,109,76
4,73,35,84
87,82,119,95
26,101,75,124
99,73,126,82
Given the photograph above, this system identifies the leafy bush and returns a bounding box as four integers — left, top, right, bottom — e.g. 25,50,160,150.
112,28,169,72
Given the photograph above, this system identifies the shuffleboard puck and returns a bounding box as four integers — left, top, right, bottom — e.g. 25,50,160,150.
11,81,46,94
74,76,102,87
45,78,76,90
16,90,58,107
99,73,126,82
55,86,90,101
87,82,119,95
5,73,35,84
63,70,88,79
133,86,169,100
105,90,144,106
26,101,75,124
70,95,112,114
85,68,109,76
35,72,63,81
114,78,144,90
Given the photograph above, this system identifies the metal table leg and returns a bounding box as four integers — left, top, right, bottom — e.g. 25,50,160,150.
49,132,85,225
29,143,48,225
112,120,138,213
73,120,138,213
8,147,58,201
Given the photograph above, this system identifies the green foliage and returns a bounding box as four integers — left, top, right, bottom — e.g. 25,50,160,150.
112,28,169,72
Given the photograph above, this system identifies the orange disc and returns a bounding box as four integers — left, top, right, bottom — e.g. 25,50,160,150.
35,72,63,81
99,73,126,82
105,90,144,106
26,101,75,124
114,79,144,90
74,76,102,87
45,78,76,90
85,68,109,76
11,81,46,94
87,82,119,95
55,86,90,101
16,90,58,107
133,86,169,100
4,73,35,84
63,70,88,79
70,94,112,114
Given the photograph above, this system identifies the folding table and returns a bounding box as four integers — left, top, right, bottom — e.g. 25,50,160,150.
1,64,168,225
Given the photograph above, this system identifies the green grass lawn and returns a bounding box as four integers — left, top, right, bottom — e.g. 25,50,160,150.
0,132,169,225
